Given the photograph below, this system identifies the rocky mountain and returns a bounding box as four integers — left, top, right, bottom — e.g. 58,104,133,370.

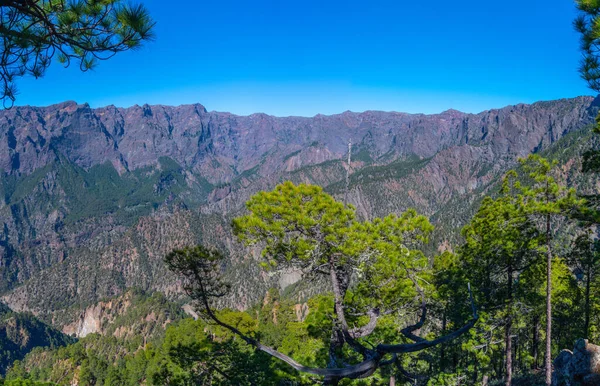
0,289,187,382
0,96,598,332
61,288,185,340
0,301,74,374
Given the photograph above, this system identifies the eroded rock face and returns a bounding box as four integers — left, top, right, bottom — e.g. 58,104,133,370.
61,290,181,339
554,349,574,385
0,97,599,327
554,339,600,385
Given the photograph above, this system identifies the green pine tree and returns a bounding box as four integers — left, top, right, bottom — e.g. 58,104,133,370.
0,0,155,106
514,155,584,386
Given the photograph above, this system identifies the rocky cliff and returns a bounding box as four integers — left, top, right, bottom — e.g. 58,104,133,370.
0,96,597,328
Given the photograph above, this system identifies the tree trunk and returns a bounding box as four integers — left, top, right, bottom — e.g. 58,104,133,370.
474,356,479,384
327,257,349,382
440,307,447,370
506,265,513,386
453,350,459,375
585,264,592,339
516,332,520,375
545,214,552,386
329,261,351,331
532,314,540,369
389,375,396,386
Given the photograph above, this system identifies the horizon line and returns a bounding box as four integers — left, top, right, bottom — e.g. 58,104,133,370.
10,94,598,120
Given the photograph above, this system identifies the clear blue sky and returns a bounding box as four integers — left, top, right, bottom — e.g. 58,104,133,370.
14,0,593,116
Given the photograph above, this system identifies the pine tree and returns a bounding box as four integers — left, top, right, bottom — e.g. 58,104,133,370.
515,155,584,386
0,0,155,106
461,171,541,386
567,230,600,340
167,182,479,384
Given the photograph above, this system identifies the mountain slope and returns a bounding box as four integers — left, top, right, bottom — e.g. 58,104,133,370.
0,96,597,329
0,302,74,374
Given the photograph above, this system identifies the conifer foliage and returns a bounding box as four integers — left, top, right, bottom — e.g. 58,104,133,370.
0,0,154,106
168,182,478,385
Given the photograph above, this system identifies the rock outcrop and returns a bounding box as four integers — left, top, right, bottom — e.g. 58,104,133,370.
0,301,74,374
553,339,600,385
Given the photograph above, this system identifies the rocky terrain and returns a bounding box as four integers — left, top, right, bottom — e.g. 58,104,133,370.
0,301,73,374
553,339,600,385
0,289,185,376
0,96,598,332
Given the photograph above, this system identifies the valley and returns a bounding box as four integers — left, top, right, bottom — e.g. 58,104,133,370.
0,96,597,330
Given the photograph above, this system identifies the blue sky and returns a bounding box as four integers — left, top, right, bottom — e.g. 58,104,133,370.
15,0,593,116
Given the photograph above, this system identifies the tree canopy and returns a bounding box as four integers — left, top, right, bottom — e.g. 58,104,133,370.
168,182,478,385
5,159,599,385
0,0,154,107
575,0,600,95
460,172,541,386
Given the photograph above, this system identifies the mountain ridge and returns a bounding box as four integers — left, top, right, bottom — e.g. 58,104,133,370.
16,95,595,119
0,95,598,332
3,95,595,180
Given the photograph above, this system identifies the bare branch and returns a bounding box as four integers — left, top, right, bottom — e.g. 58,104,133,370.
166,244,478,383
349,308,379,338
377,283,478,354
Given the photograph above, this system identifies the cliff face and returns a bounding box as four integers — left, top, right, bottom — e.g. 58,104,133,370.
0,96,597,327
0,98,593,178
61,289,185,339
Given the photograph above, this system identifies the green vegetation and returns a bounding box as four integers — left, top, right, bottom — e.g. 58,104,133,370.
1,155,210,227
168,182,478,384
0,0,154,107
164,170,597,384
2,128,600,385
0,303,74,375
7,161,597,385
4,2,600,386
517,155,584,384
1,289,187,384
459,173,541,385
2,297,335,385
329,154,430,193
0,160,597,385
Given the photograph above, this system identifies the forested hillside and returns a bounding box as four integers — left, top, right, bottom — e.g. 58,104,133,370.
5,129,600,384
0,302,73,375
